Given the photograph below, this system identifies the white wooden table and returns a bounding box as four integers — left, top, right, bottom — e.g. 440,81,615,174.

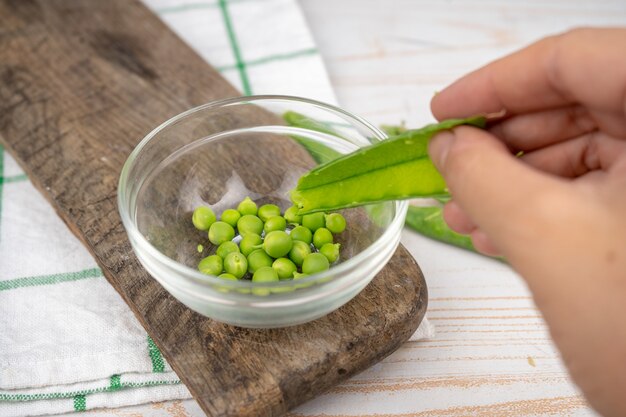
75,1,626,415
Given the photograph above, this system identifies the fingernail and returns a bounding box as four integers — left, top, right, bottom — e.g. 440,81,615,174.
429,131,455,170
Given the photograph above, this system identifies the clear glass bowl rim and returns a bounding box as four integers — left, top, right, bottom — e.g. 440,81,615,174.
117,95,408,290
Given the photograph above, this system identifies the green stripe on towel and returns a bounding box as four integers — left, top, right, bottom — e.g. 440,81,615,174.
0,378,181,402
156,0,251,14
0,173,29,184
216,47,318,72
73,394,86,412
110,375,122,391
218,0,252,95
0,268,103,292
147,336,166,373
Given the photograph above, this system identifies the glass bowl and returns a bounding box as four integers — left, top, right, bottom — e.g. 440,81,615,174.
118,96,408,328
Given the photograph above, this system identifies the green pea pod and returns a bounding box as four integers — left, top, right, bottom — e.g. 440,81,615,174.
283,111,342,164
283,110,345,137
405,206,475,252
291,116,486,213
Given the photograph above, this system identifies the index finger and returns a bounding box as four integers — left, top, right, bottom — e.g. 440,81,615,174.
431,28,626,121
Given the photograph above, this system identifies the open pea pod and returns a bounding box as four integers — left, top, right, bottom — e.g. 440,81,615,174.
290,116,486,213
283,111,342,164
283,110,345,138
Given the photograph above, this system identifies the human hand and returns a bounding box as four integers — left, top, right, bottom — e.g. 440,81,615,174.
428,28,626,416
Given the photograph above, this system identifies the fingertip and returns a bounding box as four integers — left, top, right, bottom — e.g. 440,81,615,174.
430,90,447,121
443,201,476,235
430,77,466,121
430,67,500,121
434,126,510,195
470,230,502,257
428,130,455,172
431,125,553,255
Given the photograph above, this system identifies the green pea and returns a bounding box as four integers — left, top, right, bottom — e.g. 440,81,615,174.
252,266,279,296
197,244,204,253
290,226,312,244
237,196,258,216
216,273,237,293
271,284,295,294
258,204,281,222
192,206,216,231
221,209,241,228
292,271,316,289
224,252,248,279
302,212,325,232
320,243,341,263
252,266,279,282
247,249,273,273
218,273,237,280
216,241,239,259
284,206,302,224
240,233,262,257
264,216,286,233
272,258,297,280
325,213,346,234
252,288,269,296
302,253,330,275
198,254,223,276
313,227,333,249
208,221,235,245
292,271,315,289
237,214,263,236
263,231,293,258
289,240,311,267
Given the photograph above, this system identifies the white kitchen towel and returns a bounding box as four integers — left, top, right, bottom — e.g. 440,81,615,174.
0,0,432,415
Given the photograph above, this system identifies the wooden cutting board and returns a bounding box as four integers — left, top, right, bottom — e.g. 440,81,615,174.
0,1,427,416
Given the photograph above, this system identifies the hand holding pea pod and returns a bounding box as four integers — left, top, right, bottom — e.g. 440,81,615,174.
283,111,485,254
429,28,626,417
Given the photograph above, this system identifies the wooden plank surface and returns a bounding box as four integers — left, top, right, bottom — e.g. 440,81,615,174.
0,1,428,416
81,0,626,415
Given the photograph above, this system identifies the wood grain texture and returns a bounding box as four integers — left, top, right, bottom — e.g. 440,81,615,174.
0,1,427,416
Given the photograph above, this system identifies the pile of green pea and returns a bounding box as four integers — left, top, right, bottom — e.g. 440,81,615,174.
192,196,346,285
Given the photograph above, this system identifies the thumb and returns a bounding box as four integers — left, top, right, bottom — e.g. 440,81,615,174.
428,126,566,261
